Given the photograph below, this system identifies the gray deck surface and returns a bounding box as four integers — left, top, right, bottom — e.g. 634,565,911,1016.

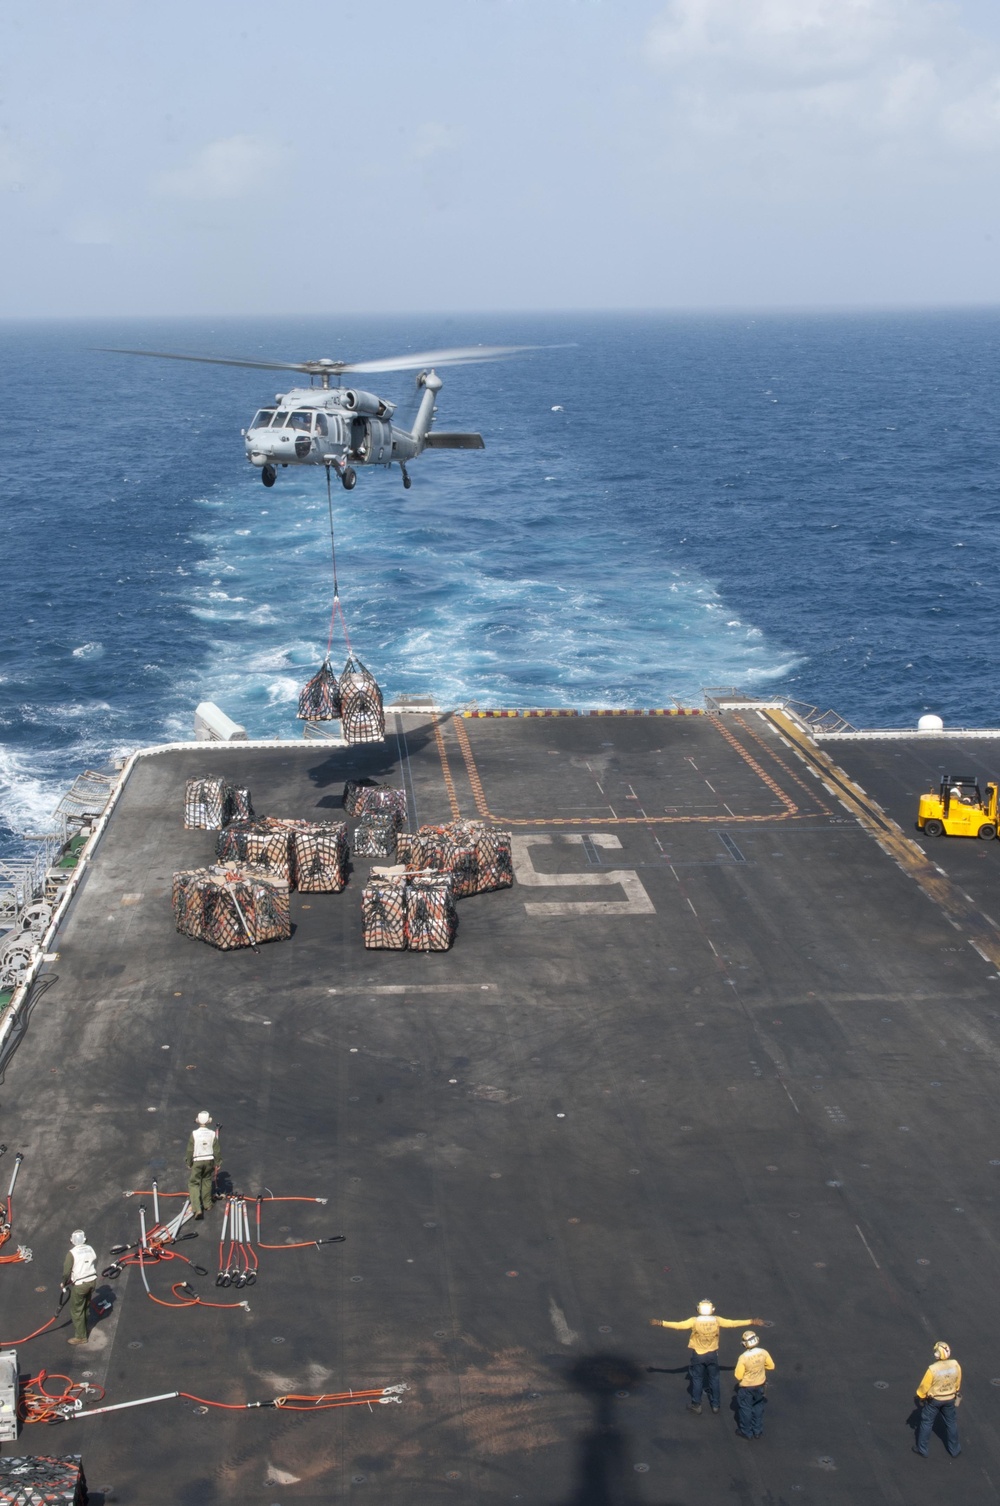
3,709,1000,1505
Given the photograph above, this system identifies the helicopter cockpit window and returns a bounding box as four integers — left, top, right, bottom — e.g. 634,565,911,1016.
289,411,313,431
251,409,275,429
272,410,290,427
314,413,328,437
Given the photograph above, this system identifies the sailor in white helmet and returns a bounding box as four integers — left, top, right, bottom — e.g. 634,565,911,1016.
733,1330,775,1439
61,1230,97,1346
186,1111,221,1220
651,1299,764,1414
913,1342,962,1457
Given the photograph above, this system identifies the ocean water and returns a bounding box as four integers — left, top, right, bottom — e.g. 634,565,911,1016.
3,309,1000,855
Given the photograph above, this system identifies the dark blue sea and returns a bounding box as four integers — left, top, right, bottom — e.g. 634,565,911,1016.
3,310,1000,855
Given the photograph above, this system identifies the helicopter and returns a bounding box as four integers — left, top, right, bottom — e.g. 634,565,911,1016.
102,344,529,489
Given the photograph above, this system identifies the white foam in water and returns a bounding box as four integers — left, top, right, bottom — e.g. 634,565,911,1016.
176,469,800,731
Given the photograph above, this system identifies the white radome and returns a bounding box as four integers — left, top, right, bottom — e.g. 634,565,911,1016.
918,714,945,731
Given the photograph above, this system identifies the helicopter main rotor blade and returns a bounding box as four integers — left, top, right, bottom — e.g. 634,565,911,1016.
339,344,539,374
97,348,321,374
98,343,552,378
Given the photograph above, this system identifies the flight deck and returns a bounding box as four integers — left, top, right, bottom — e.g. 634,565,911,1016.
3,707,1000,1504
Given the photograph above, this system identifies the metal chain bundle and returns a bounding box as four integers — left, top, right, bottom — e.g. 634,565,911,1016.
339,656,385,745
297,659,342,721
0,1453,87,1504
353,813,401,859
184,779,255,831
172,866,291,950
343,782,407,819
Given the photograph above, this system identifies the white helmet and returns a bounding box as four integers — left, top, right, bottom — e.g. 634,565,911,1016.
70,1229,86,1245
697,1300,715,1315
934,1341,951,1360
742,1331,759,1348
196,1111,212,1125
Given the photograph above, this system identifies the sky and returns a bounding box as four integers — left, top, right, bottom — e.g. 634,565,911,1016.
2,0,1000,315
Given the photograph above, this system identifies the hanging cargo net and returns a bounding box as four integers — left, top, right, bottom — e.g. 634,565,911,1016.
339,656,385,745
354,813,401,860
172,866,291,950
343,782,408,820
215,818,348,892
184,779,255,831
297,659,341,722
297,475,385,741
397,821,513,896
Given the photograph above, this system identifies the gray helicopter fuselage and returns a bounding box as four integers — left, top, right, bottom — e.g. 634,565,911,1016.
243,376,437,473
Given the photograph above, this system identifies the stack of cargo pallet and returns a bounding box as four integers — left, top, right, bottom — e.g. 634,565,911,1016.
361,820,512,951
397,820,513,897
183,778,254,831
216,817,348,893
172,866,291,950
362,870,457,952
0,1456,88,1506
344,781,408,860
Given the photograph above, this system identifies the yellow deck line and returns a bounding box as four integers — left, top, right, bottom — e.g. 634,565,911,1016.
764,707,1000,968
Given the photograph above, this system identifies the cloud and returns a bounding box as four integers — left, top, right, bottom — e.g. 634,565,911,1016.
0,137,26,192
154,135,287,200
407,122,460,161
644,0,1000,164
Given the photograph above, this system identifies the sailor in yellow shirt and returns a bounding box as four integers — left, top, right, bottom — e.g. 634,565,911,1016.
733,1331,774,1438
650,1300,763,1414
913,1342,962,1458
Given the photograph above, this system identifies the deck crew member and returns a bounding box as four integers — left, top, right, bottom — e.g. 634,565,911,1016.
913,1342,962,1457
650,1300,763,1414
186,1111,221,1221
734,1330,774,1438
62,1229,97,1346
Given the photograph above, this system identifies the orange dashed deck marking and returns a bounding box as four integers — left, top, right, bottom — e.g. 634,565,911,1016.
431,712,463,820
449,712,814,826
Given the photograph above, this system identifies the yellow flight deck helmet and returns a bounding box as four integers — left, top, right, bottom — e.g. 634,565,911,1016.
933,1342,951,1360
742,1331,759,1348
697,1300,715,1315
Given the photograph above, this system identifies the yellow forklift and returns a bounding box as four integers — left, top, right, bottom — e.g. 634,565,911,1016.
917,773,998,839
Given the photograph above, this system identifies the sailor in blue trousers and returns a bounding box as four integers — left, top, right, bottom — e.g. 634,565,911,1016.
734,1331,774,1439
913,1342,962,1458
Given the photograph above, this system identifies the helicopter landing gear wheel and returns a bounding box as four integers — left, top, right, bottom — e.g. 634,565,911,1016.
261,464,276,488
341,466,357,491
401,464,412,490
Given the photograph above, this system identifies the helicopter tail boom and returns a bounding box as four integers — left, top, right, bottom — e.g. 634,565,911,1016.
422,433,485,449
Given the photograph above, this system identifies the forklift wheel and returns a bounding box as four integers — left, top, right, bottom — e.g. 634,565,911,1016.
923,820,944,837
978,823,996,840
